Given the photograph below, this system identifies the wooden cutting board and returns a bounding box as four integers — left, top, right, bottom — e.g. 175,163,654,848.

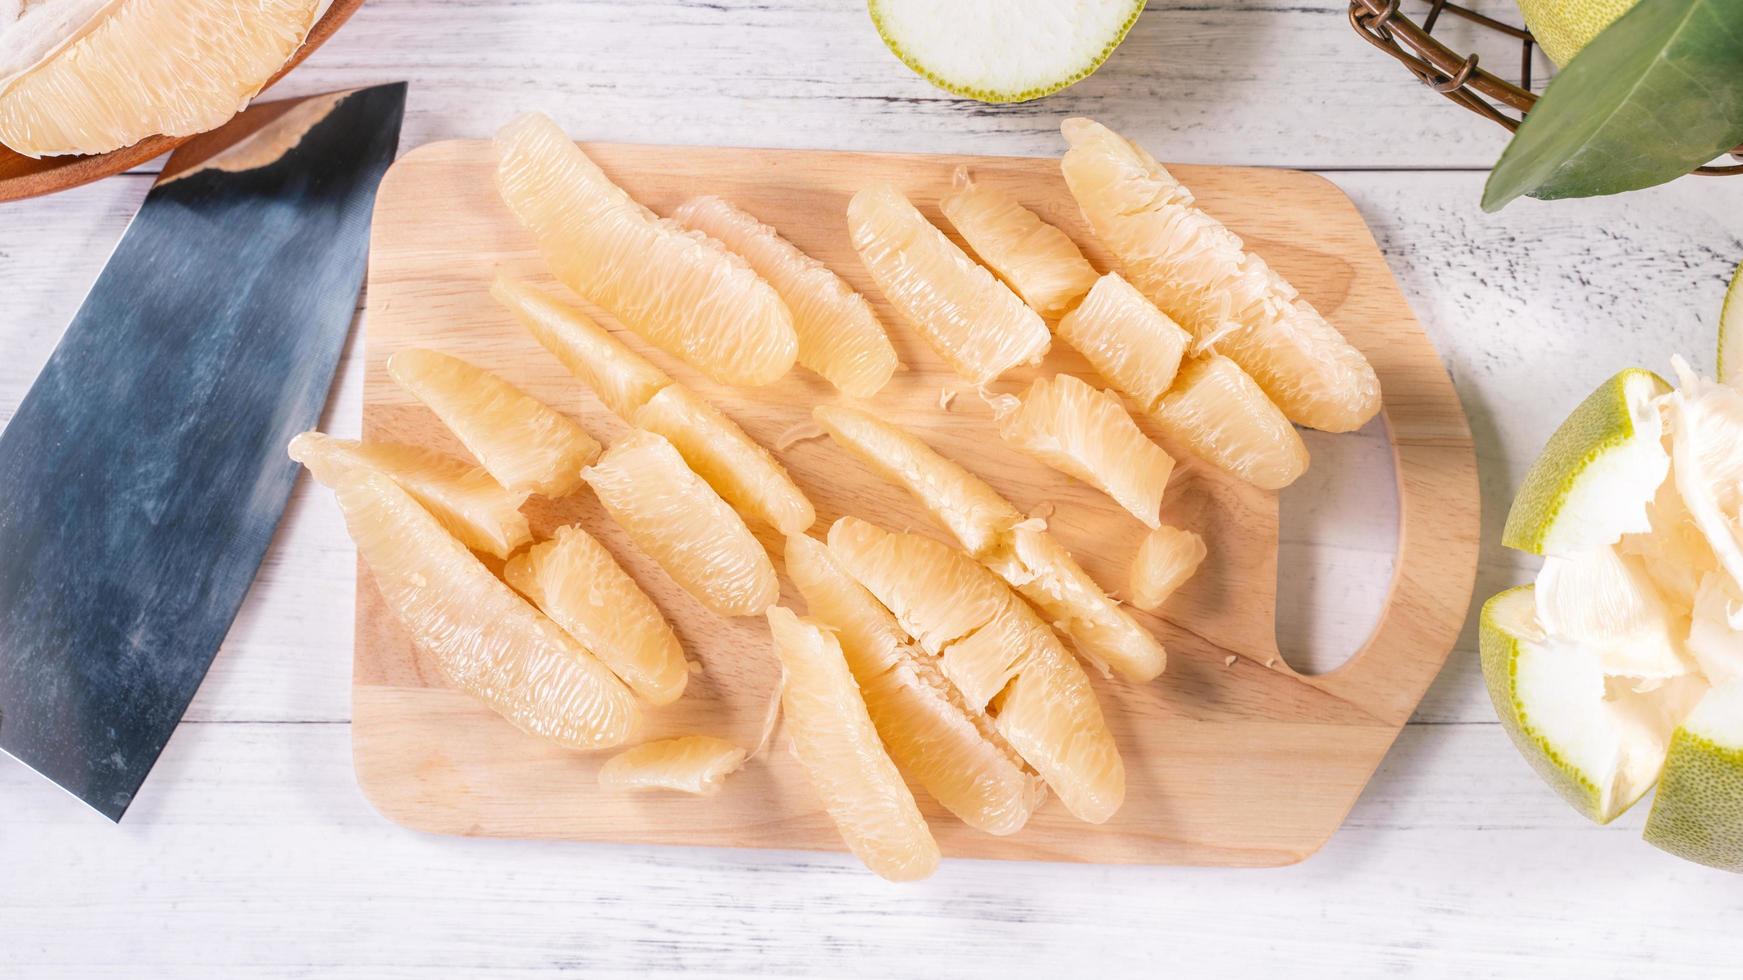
351,138,1478,867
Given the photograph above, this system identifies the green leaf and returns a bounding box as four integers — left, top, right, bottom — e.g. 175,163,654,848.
1482,0,1743,211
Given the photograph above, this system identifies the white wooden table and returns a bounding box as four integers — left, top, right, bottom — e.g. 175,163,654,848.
5,2,1742,975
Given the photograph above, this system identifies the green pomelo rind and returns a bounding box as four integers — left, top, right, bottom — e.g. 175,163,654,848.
1720,259,1741,387
1502,368,1671,555
1644,686,1743,872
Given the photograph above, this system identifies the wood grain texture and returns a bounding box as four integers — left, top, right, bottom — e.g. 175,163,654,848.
352,139,1477,865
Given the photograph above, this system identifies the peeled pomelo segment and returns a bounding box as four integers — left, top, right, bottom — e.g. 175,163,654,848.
1060,117,1380,432
1479,585,1705,823
813,403,1021,558
847,182,1050,386
1617,474,1716,611
1535,545,1696,686
826,518,1124,823
598,736,747,795
332,470,639,749
1687,572,1743,687
785,533,1045,836
766,606,941,881
0,0,323,157
491,277,670,419
939,170,1098,316
1129,525,1206,612
633,384,815,536
1722,260,1742,388
1665,361,1743,595
673,196,898,399
1152,354,1309,491
1502,368,1671,556
387,348,600,499
502,524,688,706
987,525,1166,682
1056,272,1191,412
990,373,1173,528
582,430,778,617
494,112,797,387
1644,679,1743,872
287,431,532,560
868,0,1144,104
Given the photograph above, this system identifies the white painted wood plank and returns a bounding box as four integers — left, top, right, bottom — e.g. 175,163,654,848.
3,721,1736,978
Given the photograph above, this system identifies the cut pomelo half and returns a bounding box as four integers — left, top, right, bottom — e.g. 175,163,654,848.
988,373,1174,528
494,112,797,387
1151,354,1309,491
826,518,1124,823
940,170,1098,316
1721,260,1741,388
867,0,1145,104
989,524,1167,682
1479,585,1706,823
581,430,778,617
765,606,941,881
287,431,532,559
1129,525,1206,612
387,348,600,499
1502,369,1672,556
503,524,688,706
492,277,670,420
785,534,1046,836
847,182,1050,385
1055,272,1191,412
672,196,898,398
329,469,639,749
633,385,815,536
0,0,326,157
1060,117,1380,432
813,403,1021,557
598,736,747,795
1644,679,1743,871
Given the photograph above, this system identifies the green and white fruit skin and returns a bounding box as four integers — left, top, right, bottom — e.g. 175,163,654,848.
1720,259,1741,388
1501,369,1671,556
1645,679,1743,872
868,0,1145,104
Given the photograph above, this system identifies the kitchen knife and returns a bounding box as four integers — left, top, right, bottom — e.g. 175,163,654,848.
0,82,406,820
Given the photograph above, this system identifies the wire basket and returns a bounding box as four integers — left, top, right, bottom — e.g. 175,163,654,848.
1349,0,1743,177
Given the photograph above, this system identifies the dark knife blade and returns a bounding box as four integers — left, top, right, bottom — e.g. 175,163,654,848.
0,82,406,820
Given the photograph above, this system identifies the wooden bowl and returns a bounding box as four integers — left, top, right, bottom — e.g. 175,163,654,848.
0,0,366,203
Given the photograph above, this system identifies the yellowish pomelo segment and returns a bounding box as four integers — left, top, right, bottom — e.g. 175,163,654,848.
785,534,1046,836
988,525,1167,682
387,348,599,499
847,182,1051,385
868,0,1145,104
1721,259,1742,388
826,518,1125,823
581,431,778,617
1152,354,1309,491
813,403,1021,558
673,196,898,399
1516,0,1638,66
989,373,1174,528
1060,118,1380,432
1056,272,1191,412
287,431,532,559
634,385,815,536
1479,585,1706,823
598,736,747,795
765,605,941,881
940,170,1098,316
1666,361,1743,594
1534,545,1694,683
1129,525,1206,612
491,277,670,419
494,112,797,387
503,524,689,706
1644,679,1743,872
329,469,639,749
1502,369,1671,556
0,0,323,157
